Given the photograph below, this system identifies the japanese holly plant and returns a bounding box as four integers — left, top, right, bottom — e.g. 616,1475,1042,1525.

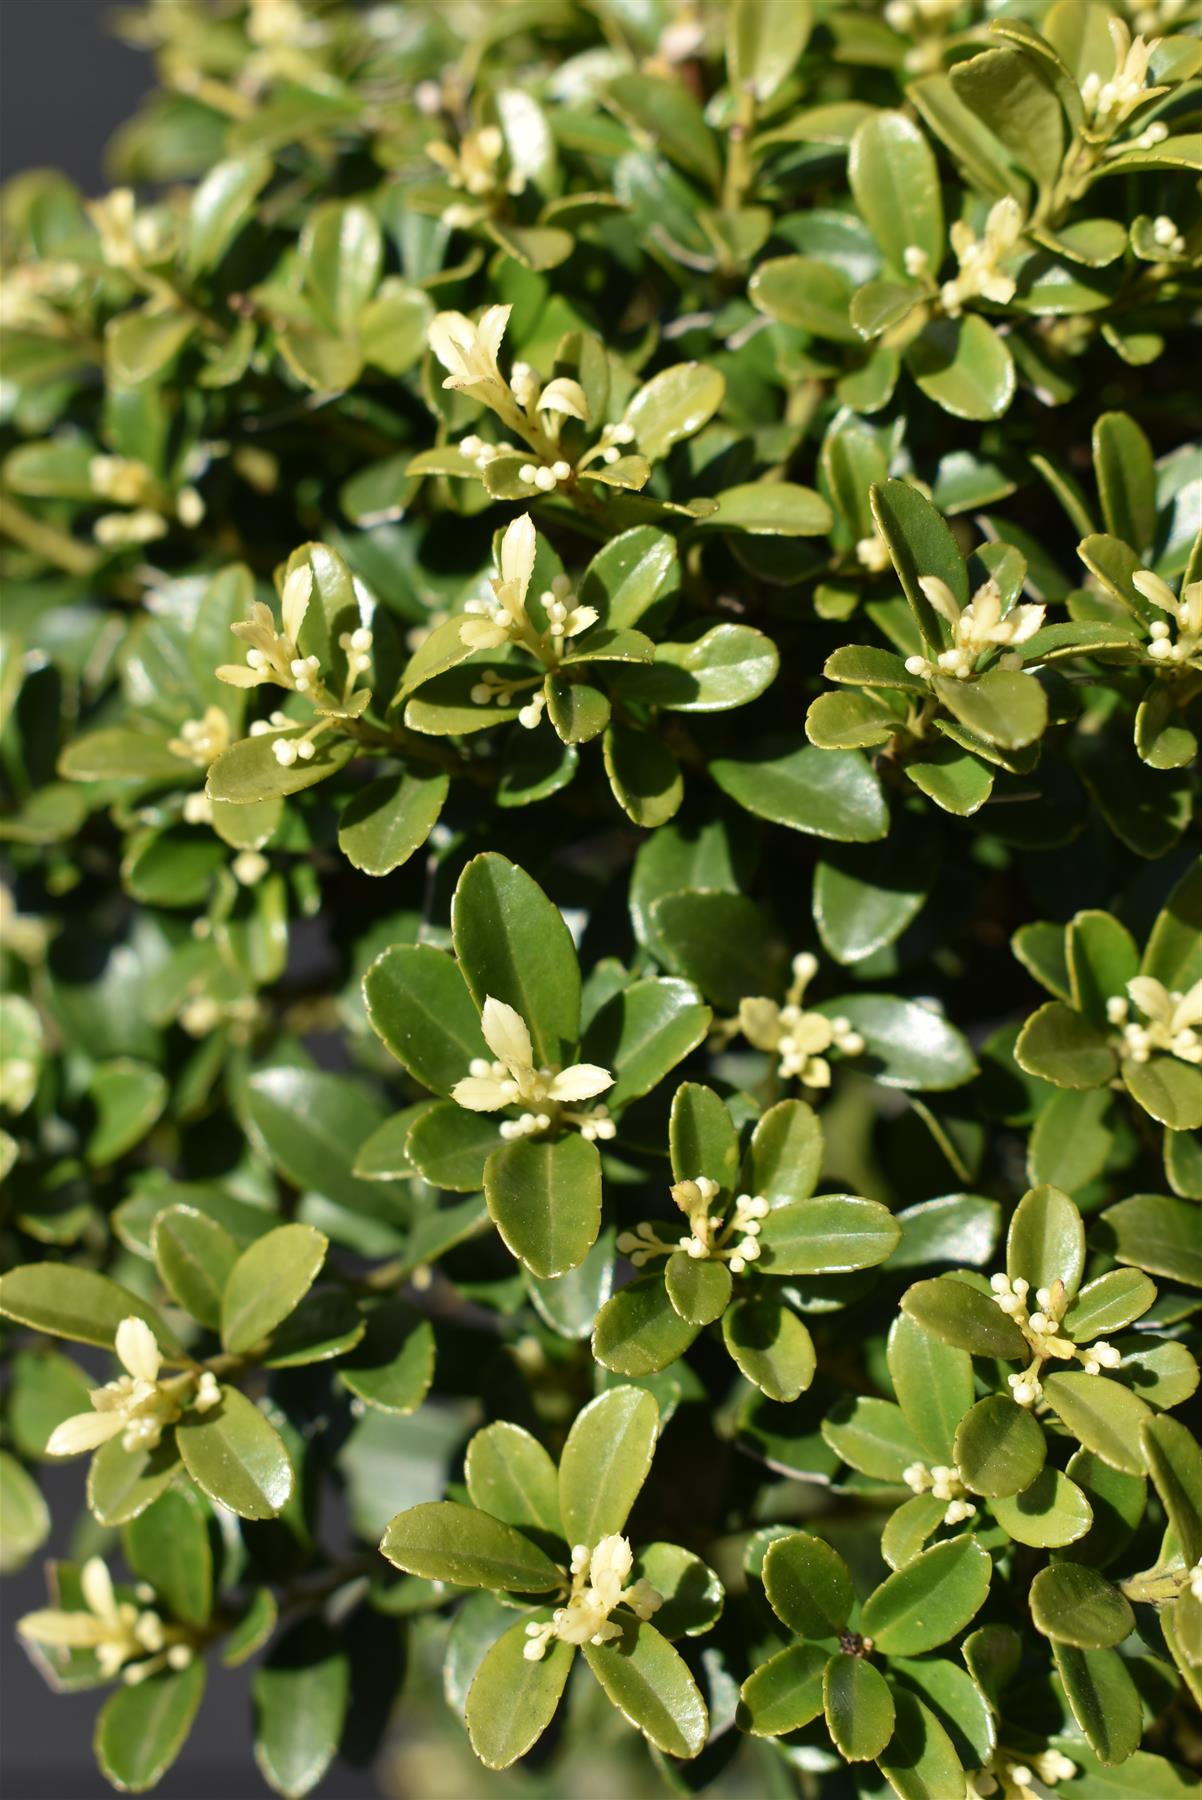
1,2,1200,1798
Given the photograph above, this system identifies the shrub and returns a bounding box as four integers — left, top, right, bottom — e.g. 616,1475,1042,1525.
1,2,1199,1796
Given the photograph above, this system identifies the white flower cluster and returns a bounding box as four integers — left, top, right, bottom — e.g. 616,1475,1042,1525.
990,1275,1121,1407
1150,214,1186,255
1081,18,1162,132
970,1750,1078,1795
18,1557,195,1686
523,1535,662,1660
169,705,231,769
902,1460,977,1526
1107,976,1202,1065
451,997,615,1140
905,575,1045,682
45,1318,220,1458
737,952,865,1088
619,1176,770,1276
939,197,1024,318
460,512,599,705
1134,568,1202,667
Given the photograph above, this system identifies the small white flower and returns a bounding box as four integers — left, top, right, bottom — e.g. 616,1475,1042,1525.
428,305,512,397
451,997,613,1125
522,1534,663,1660
906,574,1045,681
940,197,1024,317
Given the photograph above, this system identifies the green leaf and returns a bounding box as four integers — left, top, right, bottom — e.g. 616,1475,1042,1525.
762,1530,853,1636
85,1059,168,1165
1007,1182,1085,1300
626,623,779,713
1015,1002,1116,1090
670,1082,740,1192
705,481,833,537
822,1395,924,1480
1122,1056,1202,1132
992,1467,1093,1548
485,1133,601,1279
954,1396,1045,1498
406,1102,499,1192
666,1254,732,1327
582,1616,709,1759
364,943,488,1097
906,315,1016,422
758,1194,900,1274
1031,1561,1133,1649
876,1687,968,1800
1143,859,1202,990
723,1297,815,1402
124,1486,212,1628
1041,1372,1152,1475
95,1661,206,1794
559,1384,659,1546
1094,411,1157,558
650,890,786,1012
824,1653,895,1761
727,0,813,100
888,1654,995,1769
813,827,939,966
949,47,1064,193
0,1451,49,1573
860,1537,991,1656
749,256,857,342
185,156,271,276
607,78,721,191
888,1312,974,1465
623,362,725,461
466,1623,574,1769
603,722,683,828
87,1438,182,1528
452,853,581,1067
107,309,195,386
584,977,710,1110
633,1542,723,1639
893,1194,1001,1272
739,1642,828,1737
546,675,610,744
870,479,967,648
901,1276,1026,1358
849,111,944,273
206,732,354,804
246,1067,409,1218
1028,1089,1115,1195
252,1619,349,1799
743,1099,823,1207
466,1422,562,1536
175,1388,295,1520
934,669,1047,751
1063,1268,1156,1341
151,1206,239,1330
379,1500,561,1591
1100,1193,1202,1287
710,738,887,841
579,527,679,630
1068,910,1140,1027
338,1301,434,1415
1052,1642,1142,1765
221,1222,327,1354
337,770,447,876
0,1263,182,1358
834,994,981,1090
906,739,994,817
1141,1415,1202,1565
593,1276,700,1376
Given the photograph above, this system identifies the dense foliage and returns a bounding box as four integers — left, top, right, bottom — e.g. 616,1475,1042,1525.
1,1,1200,1796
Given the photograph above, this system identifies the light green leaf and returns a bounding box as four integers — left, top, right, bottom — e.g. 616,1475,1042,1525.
954,1396,1046,1498
559,1384,659,1546
1041,1372,1151,1474
466,1421,562,1536
95,1662,206,1794
452,853,581,1068
485,1133,601,1279
711,738,888,842
861,1537,992,1656
723,1297,815,1402
582,1615,708,1758
758,1194,900,1275
466,1623,573,1769
825,1653,895,1761
849,111,944,273
175,1388,295,1520
252,1619,349,1800
762,1530,853,1636
220,1222,327,1354
379,1500,560,1591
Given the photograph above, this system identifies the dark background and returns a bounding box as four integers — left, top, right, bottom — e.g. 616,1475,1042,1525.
0,6,384,1796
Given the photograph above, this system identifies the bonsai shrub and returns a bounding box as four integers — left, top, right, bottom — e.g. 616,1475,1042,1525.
1,1,1200,1795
